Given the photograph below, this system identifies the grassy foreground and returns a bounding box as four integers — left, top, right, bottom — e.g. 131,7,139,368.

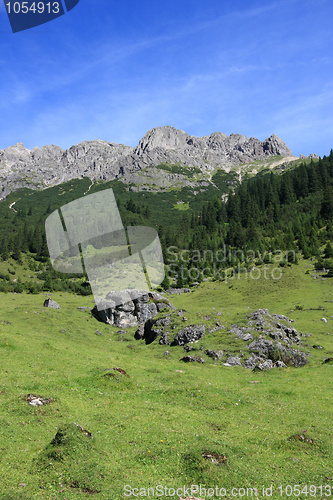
0,258,332,499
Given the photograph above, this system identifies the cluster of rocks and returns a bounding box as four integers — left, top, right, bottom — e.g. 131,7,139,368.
45,295,310,371
165,287,192,295
91,289,175,328
226,309,309,370
132,308,309,371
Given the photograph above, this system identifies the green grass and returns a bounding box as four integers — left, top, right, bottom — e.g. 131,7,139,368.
0,257,332,499
154,163,202,178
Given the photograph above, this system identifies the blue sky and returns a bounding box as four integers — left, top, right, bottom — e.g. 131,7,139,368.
0,0,332,157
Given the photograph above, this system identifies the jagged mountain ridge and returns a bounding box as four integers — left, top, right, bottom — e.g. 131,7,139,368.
0,126,294,199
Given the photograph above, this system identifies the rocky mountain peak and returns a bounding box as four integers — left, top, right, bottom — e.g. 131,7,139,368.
134,126,190,154
263,134,293,156
0,126,296,199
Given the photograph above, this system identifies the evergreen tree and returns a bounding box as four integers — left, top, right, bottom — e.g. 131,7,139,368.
324,242,333,259
307,161,320,193
321,185,333,220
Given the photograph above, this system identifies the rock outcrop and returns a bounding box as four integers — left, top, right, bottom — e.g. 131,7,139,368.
231,309,309,369
133,307,309,370
0,126,294,199
135,313,206,346
91,289,174,328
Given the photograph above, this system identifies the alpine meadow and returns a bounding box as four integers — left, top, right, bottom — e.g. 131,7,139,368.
0,126,332,499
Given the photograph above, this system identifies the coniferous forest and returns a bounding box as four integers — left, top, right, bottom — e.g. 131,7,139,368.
0,150,333,294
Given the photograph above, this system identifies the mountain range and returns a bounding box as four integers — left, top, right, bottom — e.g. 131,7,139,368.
0,126,302,199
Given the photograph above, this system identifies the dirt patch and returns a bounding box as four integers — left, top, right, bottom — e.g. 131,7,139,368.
202,451,227,465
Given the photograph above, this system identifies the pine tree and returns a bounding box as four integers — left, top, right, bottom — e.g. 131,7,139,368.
324,242,333,259
321,185,333,220
307,161,320,193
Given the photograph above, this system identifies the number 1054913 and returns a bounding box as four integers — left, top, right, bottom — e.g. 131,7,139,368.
5,2,60,14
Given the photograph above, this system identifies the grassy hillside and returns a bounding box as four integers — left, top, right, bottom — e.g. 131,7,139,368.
0,257,332,499
0,152,332,498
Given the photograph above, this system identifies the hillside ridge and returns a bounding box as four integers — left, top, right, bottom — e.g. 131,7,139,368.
0,126,295,199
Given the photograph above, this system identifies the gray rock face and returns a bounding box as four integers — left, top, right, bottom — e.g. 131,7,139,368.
91,289,173,328
0,126,294,199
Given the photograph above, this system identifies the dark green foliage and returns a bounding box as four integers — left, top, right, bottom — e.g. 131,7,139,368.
324,242,333,259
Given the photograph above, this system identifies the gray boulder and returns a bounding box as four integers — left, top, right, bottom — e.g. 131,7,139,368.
243,354,265,369
254,359,274,371
43,299,60,309
184,345,198,352
92,289,174,328
180,355,205,364
134,316,205,346
135,302,158,324
171,324,205,346
290,350,308,367
275,360,287,368
135,315,172,344
106,290,132,305
205,349,223,360
248,338,275,356
248,337,308,368
92,307,114,325
113,311,137,328
223,356,242,367
134,324,145,340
